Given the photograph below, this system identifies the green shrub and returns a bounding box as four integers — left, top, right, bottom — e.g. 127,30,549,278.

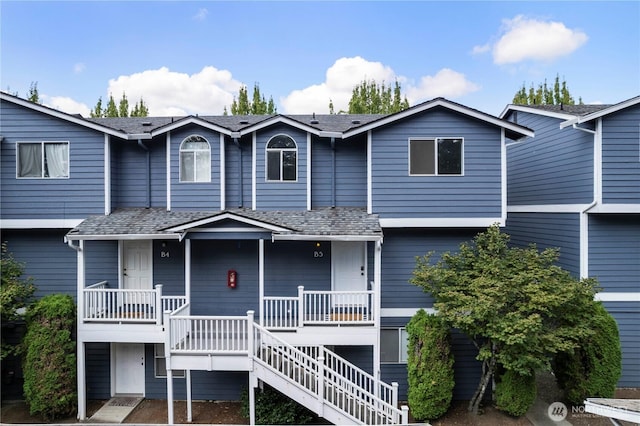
495,369,536,416
241,384,316,424
406,309,455,420
22,294,77,421
554,302,622,405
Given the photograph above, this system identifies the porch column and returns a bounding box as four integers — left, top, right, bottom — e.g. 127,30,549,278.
76,240,86,420
259,239,264,326
186,370,192,422
373,239,382,392
166,369,174,425
185,239,191,303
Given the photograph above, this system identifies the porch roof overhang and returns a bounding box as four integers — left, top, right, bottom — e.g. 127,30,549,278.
65,207,383,242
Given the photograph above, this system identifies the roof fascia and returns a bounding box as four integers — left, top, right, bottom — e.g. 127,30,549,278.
272,234,382,242
344,98,533,139
1,92,130,139
163,212,291,233
66,233,180,241
150,116,233,137
239,115,322,136
571,95,640,125
499,104,578,121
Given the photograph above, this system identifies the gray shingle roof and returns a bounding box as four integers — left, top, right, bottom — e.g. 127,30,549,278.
66,207,382,239
517,104,612,116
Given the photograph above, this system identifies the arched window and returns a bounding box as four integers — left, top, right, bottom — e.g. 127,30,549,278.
266,134,297,181
180,135,211,182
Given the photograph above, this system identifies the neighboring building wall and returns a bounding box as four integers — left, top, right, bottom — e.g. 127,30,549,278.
371,109,503,218
505,212,581,276
0,101,106,218
600,105,640,204
506,112,593,205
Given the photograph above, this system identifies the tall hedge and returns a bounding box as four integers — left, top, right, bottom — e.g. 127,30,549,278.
554,302,622,405
406,309,454,421
22,294,77,421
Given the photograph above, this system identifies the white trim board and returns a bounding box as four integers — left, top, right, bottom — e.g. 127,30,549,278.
1,219,84,229
595,292,640,302
380,217,504,228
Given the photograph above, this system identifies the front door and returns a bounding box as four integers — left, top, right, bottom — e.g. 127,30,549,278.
122,240,153,290
331,241,367,292
113,343,145,396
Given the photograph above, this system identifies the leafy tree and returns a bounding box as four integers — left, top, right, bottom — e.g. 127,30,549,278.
130,97,149,117
495,369,537,416
22,294,76,420
406,309,454,420
27,81,40,104
230,83,276,115
513,74,583,105
347,79,409,114
0,243,36,360
410,225,599,415
90,93,148,117
90,97,104,118
104,94,119,117
118,92,129,117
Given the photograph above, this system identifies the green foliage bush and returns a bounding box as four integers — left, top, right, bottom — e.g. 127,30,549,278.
241,383,316,424
495,369,536,416
22,294,77,421
554,302,622,406
406,309,455,420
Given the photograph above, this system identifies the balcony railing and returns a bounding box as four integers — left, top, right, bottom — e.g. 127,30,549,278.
82,282,186,324
262,286,374,330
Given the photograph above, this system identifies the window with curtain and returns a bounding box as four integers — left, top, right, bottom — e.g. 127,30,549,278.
266,134,297,181
180,135,211,182
17,141,69,178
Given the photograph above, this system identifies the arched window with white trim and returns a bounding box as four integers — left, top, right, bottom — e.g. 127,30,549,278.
180,135,211,182
266,134,297,181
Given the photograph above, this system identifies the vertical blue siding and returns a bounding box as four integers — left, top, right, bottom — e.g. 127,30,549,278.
589,214,640,292
189,239,259,316
0,100,105,218
153,240,185,295
224,135,252,209
86,343,111,399
170,125,222,211
265,240,332,295
506,111,594,205
255,125,307,210
85,240,119,287
505,213,581,276
371,109,503,218
2,230,77,298
600,105,640,204
381,228,478,309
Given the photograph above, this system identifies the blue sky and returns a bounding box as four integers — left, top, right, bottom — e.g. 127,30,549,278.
2,1,638,117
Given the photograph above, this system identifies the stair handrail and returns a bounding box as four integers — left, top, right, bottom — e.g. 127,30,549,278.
252,323,407,424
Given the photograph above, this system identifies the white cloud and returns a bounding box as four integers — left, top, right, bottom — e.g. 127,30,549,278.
193,8,208,21
42,95,91,117
406,69,481,101
106,66,242,116
487,15,588,64
74,63,86,74
281,56,479,114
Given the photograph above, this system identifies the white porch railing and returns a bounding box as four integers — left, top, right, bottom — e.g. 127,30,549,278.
168,314,249,354
262,286,374,329
82,282,186,325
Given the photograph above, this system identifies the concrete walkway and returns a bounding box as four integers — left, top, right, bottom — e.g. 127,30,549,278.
88,397,142,423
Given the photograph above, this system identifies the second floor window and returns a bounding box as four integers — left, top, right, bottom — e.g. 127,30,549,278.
180,135,211,182
266,134,297,181
17,141,69,178
409,138,463,175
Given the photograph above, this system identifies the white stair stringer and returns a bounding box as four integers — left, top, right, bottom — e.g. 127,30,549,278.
250,323,408,425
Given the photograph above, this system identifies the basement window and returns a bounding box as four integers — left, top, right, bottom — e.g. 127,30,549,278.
380,328,408,364
154,344,185,378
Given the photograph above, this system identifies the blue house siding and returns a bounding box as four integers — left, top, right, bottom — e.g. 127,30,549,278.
84,240,119,287
224,136,252,209
0,101,105,218
255,125,307,210
264,240,331,296
170,126,222,211
603,302,640,387
506,112,593,205
505,213,581,276
371,109,502,218
600,105,640,204
589,214,640,292
381,228,478,309
189,239,259,316
2,230,77,298
153,240,185,294
86,343,111,399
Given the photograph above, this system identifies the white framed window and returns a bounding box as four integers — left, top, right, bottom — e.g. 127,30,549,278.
180,135,211,182
154,344,184,378
266,134,297,181
409,138,463,175
381,328,408,364
16,141,69,178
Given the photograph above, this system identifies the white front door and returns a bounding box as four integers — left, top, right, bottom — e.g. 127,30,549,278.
122,241,153,290
331,241,367,292
113,343,145,396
